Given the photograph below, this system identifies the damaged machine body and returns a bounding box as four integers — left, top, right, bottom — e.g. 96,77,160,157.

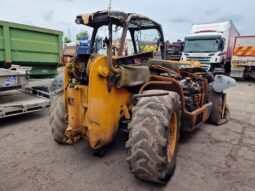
65,11,211,146
50,10,235,184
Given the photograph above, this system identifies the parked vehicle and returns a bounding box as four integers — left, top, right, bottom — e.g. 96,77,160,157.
62,37,92,64
49,10,235,184
182,21,240,73
166,40,184,61
62,43,77,64
76,36,90,55
0,21,62,118
0,20,63,77
230,36,255,79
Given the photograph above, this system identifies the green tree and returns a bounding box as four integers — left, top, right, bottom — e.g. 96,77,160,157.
64,36,72,43
76,31,89,41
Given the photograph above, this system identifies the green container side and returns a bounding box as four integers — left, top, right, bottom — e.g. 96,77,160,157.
30,66,57,78
0,26,4,50
12,51,60,63
0,26,4,63
0,20,63,71
10,29,60,54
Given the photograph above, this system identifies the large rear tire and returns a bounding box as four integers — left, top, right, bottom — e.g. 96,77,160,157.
49,91,67,144
126,90,181,184
207,86,230,125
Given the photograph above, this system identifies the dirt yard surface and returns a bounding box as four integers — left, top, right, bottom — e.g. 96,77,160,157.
0,81,255,191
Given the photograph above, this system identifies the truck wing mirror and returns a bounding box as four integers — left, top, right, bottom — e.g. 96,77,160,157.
219,39,225,51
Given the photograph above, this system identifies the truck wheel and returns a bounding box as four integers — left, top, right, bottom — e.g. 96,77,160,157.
126,90,181,184
207,86,230,125
49,91,67,144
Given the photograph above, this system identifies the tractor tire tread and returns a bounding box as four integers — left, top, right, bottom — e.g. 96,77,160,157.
126,90,180,184
49,91,67,144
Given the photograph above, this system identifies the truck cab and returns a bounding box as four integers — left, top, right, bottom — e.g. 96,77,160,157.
181,21,239,73
182,32,225,71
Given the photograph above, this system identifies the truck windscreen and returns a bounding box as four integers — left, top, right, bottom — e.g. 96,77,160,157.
184,39,220,53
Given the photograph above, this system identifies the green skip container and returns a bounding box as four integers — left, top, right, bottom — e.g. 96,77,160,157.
0,21,63,78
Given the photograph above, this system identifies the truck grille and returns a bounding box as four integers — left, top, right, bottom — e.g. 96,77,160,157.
186,56,211,71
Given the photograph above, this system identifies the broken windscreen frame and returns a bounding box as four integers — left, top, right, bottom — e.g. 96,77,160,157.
75,10,165,58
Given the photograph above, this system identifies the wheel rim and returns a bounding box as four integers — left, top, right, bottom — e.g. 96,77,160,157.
167,112,178,162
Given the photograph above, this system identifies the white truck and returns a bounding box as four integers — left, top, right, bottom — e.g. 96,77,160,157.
181,21,240,73
231,36,255,79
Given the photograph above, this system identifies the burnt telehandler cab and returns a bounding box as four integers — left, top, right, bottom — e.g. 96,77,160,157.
49,10,235,184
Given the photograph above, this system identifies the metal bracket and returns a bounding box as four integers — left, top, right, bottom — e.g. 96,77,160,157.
133,92,169,99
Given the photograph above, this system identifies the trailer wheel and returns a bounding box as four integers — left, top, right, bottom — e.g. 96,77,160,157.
126,90,180,184
49,91,67,144
207,86,230,125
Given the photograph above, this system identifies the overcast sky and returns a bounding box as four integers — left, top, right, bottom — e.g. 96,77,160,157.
0,0,254,42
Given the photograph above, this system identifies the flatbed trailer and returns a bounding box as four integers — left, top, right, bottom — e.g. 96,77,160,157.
0,68,51,118
0,89,50,118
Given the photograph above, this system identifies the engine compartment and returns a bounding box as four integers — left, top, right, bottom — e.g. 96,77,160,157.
69,53,212,114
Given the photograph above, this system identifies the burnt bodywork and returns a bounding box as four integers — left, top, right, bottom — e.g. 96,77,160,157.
49,10,235,185
138,66,213,132
75,10,165,58
71,10,215,133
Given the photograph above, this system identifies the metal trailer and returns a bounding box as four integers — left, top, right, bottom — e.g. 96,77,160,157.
0,20,63,77
230,36,255,79
0,68,51,119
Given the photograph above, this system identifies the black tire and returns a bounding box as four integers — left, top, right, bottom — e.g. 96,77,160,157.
126,90,181,184
49,74,64,93
206,72,215,83
49,91,67,144
207,86,230,125
225,62,231,75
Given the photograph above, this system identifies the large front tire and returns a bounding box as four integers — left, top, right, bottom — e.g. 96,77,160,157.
126,90,181,184
49,91,67,144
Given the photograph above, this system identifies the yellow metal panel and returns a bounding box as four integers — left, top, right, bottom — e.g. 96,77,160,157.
86,56,131,149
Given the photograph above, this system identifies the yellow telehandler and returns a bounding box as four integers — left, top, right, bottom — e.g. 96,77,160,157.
49,10,235,184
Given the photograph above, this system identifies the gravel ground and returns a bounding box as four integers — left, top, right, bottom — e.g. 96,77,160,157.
0,81,255,191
